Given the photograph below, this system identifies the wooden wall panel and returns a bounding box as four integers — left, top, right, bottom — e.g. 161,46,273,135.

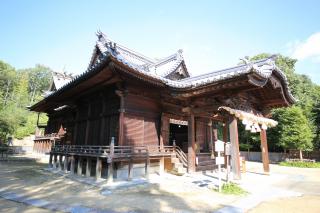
124,114,144,145
123,114,159,146
144,118,159,146
196,120,207,152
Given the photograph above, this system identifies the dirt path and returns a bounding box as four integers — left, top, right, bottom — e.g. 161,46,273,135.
249,195,320,213
247,162,320,213
0,160,237,212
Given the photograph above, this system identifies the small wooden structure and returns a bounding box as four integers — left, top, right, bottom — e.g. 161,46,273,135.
30,32,294,180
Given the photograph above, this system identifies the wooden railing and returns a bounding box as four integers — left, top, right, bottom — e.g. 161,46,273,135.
50,144,175,159
174,145,188,167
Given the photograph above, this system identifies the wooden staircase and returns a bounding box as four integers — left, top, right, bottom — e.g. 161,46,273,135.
170,146,188,175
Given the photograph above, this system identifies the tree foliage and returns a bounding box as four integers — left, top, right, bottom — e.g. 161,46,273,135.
273,106,313,151
0,60,51,142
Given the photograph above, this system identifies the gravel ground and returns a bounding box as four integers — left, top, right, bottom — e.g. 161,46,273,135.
1,157,319,213
0,159,236,212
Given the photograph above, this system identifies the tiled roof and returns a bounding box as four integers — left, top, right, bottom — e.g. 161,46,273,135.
94,31,189,78
40,31,295,104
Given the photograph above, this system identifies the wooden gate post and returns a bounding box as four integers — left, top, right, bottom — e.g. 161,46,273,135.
260,129,270,173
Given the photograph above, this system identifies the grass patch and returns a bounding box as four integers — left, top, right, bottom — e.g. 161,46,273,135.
279,161,320,168
213,183,248,195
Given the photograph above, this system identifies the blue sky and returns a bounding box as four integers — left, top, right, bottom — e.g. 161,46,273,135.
1,0,320,83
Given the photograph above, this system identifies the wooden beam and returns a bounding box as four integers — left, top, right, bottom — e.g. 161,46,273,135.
229,117,241,180
187,113,196,173
260,129,270,173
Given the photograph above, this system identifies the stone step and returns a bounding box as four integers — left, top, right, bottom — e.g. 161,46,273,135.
173,162,183,169
171,157,180,164
197,160,215,166
177,167,187,174
196,164,217,172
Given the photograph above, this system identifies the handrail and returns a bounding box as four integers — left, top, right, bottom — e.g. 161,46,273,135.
174,146,188,167
50,144,176,159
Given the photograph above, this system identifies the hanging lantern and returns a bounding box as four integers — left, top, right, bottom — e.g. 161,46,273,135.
251,125,256,133
261,123,268,130
245,123,251,131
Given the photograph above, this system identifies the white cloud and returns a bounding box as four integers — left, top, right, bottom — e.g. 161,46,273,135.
292,32,320,60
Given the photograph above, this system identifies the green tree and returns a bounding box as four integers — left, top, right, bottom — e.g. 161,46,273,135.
274,106,313,160
0,61,51,142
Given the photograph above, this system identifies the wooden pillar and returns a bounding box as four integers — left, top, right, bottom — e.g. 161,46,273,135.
77,157,83,175
145,149,150,179
86,158,91,177
260,129,270,173
128,158,133,180
99,97,106,145
84,103,92,145
58,154,63,170
229,117,241,180
107,137,114,182
187,113,196,173
116,90,125,146
159,113,167,175
159,157,164,175
49,153,53,168
53,154,57,169
96,157,102,179
73,108,80,145
70,155,75,175
63,155,68,172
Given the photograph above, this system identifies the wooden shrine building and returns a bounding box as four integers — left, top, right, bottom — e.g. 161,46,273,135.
30,32,295,180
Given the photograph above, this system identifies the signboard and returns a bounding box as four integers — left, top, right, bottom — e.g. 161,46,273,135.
215,156,225,165
225,142,231,156
215,140,225,152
